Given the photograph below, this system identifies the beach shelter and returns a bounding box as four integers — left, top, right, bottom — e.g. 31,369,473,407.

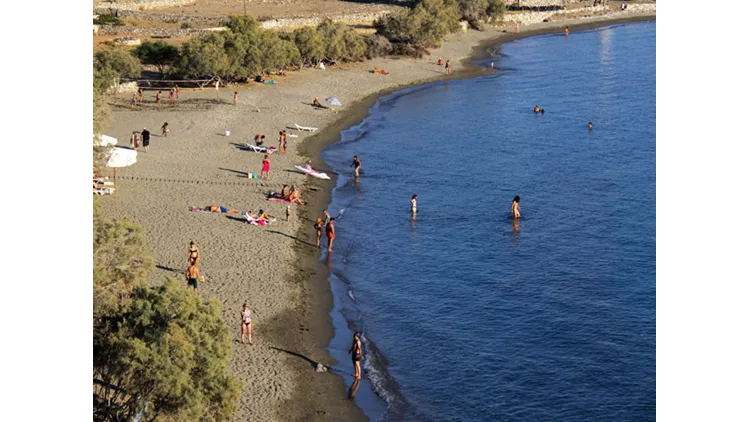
96,134,117,147
106,147,137,185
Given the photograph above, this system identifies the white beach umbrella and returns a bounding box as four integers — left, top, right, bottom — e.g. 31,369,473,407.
96,134,118,147
106,147,137,185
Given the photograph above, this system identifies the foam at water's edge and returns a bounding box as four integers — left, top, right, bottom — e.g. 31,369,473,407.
360,334,410,421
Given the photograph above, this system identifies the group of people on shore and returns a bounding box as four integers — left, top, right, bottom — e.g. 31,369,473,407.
313,210,336,251
127,123,170,151
130,87,180,109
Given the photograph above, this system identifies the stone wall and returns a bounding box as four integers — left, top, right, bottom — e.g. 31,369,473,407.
94,0,197,12
506,3,655,25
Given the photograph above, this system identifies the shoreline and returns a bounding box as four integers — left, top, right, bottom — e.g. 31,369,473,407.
294,12,656,420
96,10,655,422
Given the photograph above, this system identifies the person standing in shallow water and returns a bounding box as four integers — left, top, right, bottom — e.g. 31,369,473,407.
411,194,418,215
351,155,361,177
512,195,521,219
314,218,324,247
588,121,593,130
326,218,336,252
348,332,363,379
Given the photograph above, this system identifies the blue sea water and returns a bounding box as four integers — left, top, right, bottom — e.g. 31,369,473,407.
322,21,656,422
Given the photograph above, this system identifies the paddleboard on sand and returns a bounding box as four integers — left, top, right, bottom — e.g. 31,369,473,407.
294,164,331,180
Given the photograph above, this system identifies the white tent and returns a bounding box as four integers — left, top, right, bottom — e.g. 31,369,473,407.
106,147,137,184
96,134,118,147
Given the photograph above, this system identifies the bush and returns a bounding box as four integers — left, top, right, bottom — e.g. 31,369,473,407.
376,0,462,48
364,34,393,59
181,22,192,29
316,18,367,62
180,36,230,79
458,0,506,27
94,44,141,81
94,13,124,26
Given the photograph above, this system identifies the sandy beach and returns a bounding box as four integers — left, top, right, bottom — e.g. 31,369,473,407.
97,8,655,421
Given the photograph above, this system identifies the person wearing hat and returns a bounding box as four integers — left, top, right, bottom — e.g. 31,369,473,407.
141,127,151,151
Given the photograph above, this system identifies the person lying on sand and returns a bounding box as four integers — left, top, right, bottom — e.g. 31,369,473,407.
191,205,240,213
281,184,290,199
312,98,328,109
373,67,390,75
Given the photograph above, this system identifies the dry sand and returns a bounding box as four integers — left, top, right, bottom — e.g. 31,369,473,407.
97,11,655,421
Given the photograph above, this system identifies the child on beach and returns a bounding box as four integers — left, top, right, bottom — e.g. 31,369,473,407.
169,89,175,105
156,91,162,108
131,93,137,108
130,131,140,149
234,91,238,105
261,154,270,179
161,122,170,137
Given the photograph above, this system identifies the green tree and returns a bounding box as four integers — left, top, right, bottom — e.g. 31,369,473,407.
134,41,180,76
93,279,240,422
180,36,230,79
95,44,141,79
293,27,325,66
93,208,154,321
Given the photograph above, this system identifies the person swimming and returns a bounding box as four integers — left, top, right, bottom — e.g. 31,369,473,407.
588,122,593,130
533,105,545,114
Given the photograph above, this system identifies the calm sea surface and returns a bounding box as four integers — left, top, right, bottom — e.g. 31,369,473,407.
322,21,655,421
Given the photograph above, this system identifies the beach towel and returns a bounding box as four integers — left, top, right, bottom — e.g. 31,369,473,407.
189,206,212,213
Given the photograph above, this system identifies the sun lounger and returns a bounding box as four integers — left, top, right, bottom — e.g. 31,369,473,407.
94,187,115,195
246,144,277,153
294,124,318,132
94,177,115,187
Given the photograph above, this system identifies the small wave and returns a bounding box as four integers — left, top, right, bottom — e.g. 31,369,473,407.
348,288,356,302
361,334,409,419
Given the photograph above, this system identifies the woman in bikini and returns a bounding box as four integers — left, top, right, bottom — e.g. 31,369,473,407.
289,186,306,204
281,185,290,199
314,218,324,247
511,195,521,219
411,194,418,215
169,89,175,105
348,331,362,379
188,241,200,265
240,304,253,345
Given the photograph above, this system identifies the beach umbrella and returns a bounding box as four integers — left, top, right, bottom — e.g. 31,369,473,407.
106,147,138,185
325,97,342,107
96,134,117,147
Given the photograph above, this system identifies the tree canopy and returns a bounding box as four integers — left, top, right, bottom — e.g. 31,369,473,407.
134,41,181,76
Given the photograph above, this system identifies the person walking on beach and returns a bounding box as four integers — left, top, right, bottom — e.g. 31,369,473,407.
138,87,144,104
161,122,170,137
445,59,452,74
411,194,418,215
234,91,238,106
282,131,288,153
141,127,151,151
156,90,163,109
349,332,363,379
261,154,271,179
131,93,138,108
188,240,200,266
174,84,180,99
240,303,253,345
314,217,324,247
352,155,362,177
326,218,336,252
278,131,285,153
185,261,201,296
169,88,175,105
512,195,521,219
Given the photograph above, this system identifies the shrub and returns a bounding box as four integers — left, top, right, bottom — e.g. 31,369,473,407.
364,34,393,59
94,44,141,80
180,36,230,79
181,22,192,29
458,0,506,27
94,13,124,26
376,0,461,48
316,18,368,62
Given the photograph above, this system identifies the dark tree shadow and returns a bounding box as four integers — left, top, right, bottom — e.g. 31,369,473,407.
268,230,317,248
219,167,248,178
156,264,182,272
